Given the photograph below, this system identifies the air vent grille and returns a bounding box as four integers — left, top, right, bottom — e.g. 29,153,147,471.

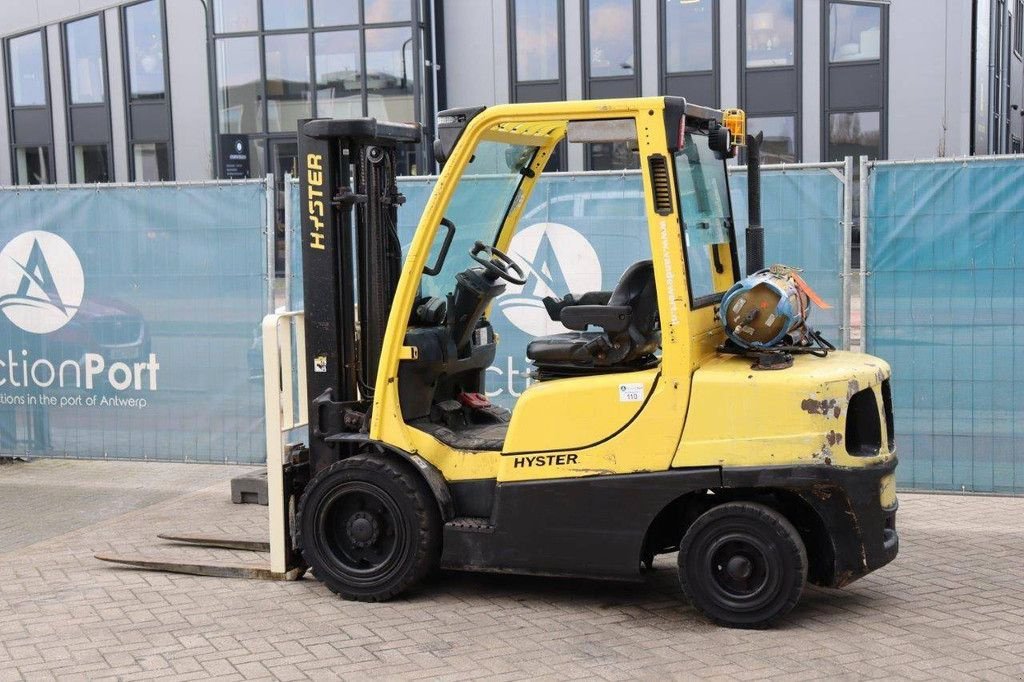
648,154,673,216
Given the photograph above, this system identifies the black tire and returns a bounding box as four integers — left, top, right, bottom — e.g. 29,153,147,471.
295,454,441,601
678,502,807,629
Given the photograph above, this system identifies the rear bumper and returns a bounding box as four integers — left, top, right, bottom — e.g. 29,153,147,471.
722,457,899,588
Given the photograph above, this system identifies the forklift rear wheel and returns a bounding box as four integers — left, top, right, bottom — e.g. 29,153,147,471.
296,454,441,601
678,502,807,629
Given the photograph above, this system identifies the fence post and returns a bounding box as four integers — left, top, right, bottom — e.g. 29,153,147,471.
858,156,869,352
265,174,276,314
283,173,293,311
841,156,854,349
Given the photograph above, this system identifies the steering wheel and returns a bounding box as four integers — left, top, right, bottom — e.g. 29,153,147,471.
470,241,527,285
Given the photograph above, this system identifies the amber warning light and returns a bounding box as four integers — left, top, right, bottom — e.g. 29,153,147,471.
723,108,747,147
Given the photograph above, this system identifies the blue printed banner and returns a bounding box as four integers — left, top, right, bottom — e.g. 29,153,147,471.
0,181,271,463
866,159,1024,493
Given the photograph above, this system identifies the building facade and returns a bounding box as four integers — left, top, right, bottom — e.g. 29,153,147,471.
0,0,1015,187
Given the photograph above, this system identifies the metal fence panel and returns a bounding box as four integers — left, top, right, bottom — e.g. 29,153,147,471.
0,180,272,463
287,165,846,410
730,166,846,343
865,157,1024,494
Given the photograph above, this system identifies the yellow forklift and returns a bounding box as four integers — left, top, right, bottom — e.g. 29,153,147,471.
102,97,898,629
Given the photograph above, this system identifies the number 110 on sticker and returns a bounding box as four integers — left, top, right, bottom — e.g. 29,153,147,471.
619,383,644,402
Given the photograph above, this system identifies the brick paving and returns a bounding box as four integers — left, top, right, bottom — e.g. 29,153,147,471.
1,459,1023,681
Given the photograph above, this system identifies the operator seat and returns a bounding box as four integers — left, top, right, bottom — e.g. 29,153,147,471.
527,260,660,376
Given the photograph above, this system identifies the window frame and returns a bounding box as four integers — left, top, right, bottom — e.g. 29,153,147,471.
673,129,740,310
61,12,114,183
738,0,802,162
658,0,720,105
821,0,888,161
1015,0,1023,57
121,0,176,181
4,28,55,185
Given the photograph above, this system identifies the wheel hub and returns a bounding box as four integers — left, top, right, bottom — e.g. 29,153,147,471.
346,511,380,548
725,555,753,580
710,536,771,599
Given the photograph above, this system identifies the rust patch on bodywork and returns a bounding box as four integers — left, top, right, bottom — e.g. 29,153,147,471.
810,482,835,501
801,398,841,419
826,430,843,446
833,569,855,588
847,380,860,400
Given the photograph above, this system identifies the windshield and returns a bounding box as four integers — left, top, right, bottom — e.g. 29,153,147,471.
419,140,537,298
674,131,735,305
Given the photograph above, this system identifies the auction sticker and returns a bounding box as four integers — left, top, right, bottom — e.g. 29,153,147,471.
619,383,644,402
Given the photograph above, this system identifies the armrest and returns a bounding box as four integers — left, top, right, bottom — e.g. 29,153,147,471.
560,305,631,333
542,291,613,321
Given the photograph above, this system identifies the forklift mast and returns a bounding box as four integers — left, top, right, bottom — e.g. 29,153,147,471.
297,118,421,474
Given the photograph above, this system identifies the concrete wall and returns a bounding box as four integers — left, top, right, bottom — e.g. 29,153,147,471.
442,0,510,108
105,8,128,181
166,1,212,180
888,0,973,159
801,0,822,162
46,24,69,184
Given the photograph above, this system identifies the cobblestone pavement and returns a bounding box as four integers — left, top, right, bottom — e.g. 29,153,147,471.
1,459,1023,681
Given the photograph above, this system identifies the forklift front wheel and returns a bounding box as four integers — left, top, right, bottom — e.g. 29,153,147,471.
296,454,442,601
678,502,807,629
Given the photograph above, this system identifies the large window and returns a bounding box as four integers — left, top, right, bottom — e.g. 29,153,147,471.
583,0,640,170
365,0,410,24
828,111,880,159
316,30,362,118
512,0,561,82
664,0,715,72
8,31,47,107
314,0,359,27
263,0,308,30
211,0,432,174
210,0,432,275
586,0,636,77
123,0,174,180
125,0,166,99
1016,0,1023,55
216,37,262,134
214,0,259,33
748,115,797,163
63,15,113,183
745,0,795,67
6,30,54,185
823,1,886,161
14,147,51,185
740,0,800,161
66,16,105,104
828,2,880,62
509,0,565,169
365,27,414,122
264,33,311,133
661,0,718,107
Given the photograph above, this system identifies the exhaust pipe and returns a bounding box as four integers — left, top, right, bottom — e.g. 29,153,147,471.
745,131,765,275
